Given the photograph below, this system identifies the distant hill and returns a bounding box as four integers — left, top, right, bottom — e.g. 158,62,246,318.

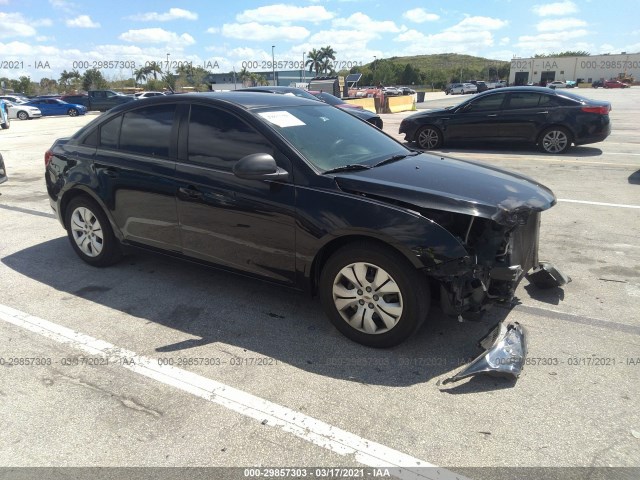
348,53,511,88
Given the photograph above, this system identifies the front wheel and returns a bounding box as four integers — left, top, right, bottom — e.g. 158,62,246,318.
319,243,429,348
65,196,121,267
539,127,572,154
1,120,9,129
17,111,29,120
415,125,443,150
67,108,78,117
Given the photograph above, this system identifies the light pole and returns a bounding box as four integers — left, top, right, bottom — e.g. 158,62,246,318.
373,56,376,84
271,45,276,86
302,52,306,83
166,52,170,71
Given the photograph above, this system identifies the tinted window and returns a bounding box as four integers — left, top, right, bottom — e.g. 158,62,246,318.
82,128,98,147
187,104,273,171
506,93,542,109
119,104,176,157
465,93,506,112
539,94,563,107
100,115,122,149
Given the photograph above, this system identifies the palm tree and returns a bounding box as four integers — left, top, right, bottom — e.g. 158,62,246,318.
305,48,323,76
238,67,252,87
320,45,336,73
133,66,149,84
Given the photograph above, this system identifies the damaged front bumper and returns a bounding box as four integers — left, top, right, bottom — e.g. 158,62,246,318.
444,322,527,383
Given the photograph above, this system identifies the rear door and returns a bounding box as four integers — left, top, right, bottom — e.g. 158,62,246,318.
175,102,297,284
92,103,181,251
500,92,563,142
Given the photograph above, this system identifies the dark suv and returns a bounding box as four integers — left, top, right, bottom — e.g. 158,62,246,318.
46,92,557,351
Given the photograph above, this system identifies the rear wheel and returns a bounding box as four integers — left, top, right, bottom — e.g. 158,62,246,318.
539,127,572,154
416,125,443,150
319,243,429,348
65,196,121,267
1,120,9,129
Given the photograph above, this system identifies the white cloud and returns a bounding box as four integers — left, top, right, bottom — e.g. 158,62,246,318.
514,29,589,52
119,28,196,46
536,18,587,31
237,4,334,23
206,27,219,34
0,13,38,38
402,8,439,23
499,36,510,46
66,15,100,28
332,12,405,33
222,22,310,41
393,16,508,56
128,8,198,22
532,1,578,17
447,16,508,32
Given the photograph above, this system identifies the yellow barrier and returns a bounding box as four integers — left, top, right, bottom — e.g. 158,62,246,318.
386,95,416,113
343,98,376,113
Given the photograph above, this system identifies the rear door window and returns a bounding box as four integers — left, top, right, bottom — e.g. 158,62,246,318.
119,104,177,158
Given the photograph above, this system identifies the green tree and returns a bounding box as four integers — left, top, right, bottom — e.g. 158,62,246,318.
82,68,108,91
305,48,323,75
58,70,81,92
399,64,422,85
534,51,590,57
16,76,34,95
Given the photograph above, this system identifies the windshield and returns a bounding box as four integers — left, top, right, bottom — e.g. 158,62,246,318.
256,104,407,172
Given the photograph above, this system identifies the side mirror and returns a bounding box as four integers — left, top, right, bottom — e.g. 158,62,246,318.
233,153,289,181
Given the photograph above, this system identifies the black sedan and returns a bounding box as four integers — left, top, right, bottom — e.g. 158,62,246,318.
46,92,557,358
237,86,383,128
400,86,611,153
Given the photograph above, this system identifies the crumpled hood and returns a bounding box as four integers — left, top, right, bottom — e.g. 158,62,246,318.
334,153,556,224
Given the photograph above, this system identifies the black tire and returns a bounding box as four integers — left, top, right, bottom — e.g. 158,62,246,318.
17,111,29,120
1,121,9,129
65,196,121,267
67,108,78,117
538,126,572,154
319,242,430,348
415,125,443,150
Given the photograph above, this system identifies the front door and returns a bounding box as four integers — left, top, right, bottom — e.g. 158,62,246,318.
175,103,297,284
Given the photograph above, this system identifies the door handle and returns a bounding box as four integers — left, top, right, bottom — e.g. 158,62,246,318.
178,186,203,199
537,111,549,114
487,114,498,117
103,167,118,178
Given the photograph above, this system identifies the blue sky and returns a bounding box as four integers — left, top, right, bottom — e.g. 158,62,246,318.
1,0,638,81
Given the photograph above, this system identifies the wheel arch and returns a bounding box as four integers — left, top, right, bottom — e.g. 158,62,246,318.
59,186,123,240
309,235,424,296
536,123,575,145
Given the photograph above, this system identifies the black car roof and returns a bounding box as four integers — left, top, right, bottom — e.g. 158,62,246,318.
107,91,323,114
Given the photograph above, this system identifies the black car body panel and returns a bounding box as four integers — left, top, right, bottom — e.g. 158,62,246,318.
46,92,560,348
0,153,7,185
400,86,611,150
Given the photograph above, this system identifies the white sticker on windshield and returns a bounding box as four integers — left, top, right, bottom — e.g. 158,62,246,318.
258,111,305,127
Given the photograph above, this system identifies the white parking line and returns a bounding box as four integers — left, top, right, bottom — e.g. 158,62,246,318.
0,304,465,480
558,199,640,209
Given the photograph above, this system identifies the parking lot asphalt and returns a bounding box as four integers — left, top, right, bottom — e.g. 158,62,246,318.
0,89,639,479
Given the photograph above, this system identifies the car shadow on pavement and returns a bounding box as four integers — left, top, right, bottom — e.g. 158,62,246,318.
629,170,640,184
4,238,524,389
416,144,604,157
